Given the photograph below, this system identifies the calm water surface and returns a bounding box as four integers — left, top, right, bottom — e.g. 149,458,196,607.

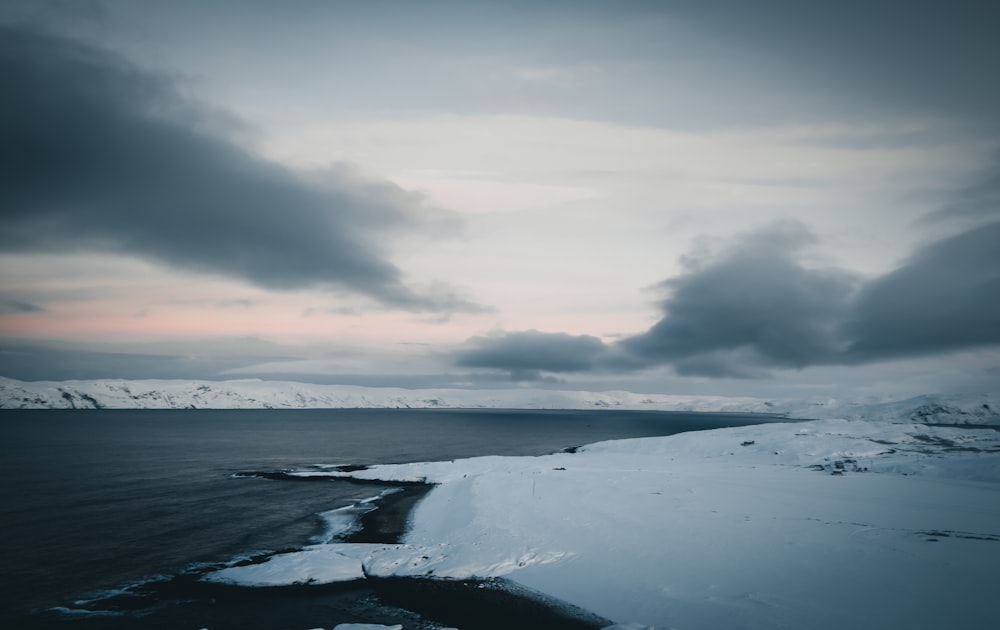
0,408,782,627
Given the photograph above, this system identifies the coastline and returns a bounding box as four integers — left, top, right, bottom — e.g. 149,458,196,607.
17,408,999,629
24,475,614,630
5,408,786,629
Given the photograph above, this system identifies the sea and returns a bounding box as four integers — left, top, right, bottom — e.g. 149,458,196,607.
0,408,784,629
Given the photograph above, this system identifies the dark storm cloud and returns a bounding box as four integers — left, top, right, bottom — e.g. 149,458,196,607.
620,223,857,377
845,222,1000,360
454,330,607,380
0,24,465,311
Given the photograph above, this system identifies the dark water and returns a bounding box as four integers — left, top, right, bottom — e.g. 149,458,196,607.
0,408,782,628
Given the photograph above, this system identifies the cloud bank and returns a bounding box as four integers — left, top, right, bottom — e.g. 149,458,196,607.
846,221,1000,360
456,194,1000,380
0,23,465,311
455,330,606,381
665,1,1000,127
620,222,857,377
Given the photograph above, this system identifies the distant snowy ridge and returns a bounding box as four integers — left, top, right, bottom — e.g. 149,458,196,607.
0,377,765,412
1,377,997,424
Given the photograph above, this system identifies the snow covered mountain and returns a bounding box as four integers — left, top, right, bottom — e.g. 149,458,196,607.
1,376,997,424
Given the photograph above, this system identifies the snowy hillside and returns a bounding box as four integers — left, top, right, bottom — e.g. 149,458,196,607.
0,377,771,411
1,376,998,425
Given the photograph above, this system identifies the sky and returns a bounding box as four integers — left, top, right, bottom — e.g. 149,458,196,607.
1,0,998,397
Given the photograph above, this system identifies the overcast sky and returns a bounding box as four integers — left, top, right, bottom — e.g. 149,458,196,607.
1,0,998,397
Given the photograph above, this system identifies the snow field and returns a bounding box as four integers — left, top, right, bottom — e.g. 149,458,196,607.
206,418,1000,629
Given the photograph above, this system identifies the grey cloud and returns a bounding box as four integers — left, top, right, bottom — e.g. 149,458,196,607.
454,330,607,379
0,335,564,387
928,154,1000,223
0,0,108,31
845,221,1000,360
620,222,857,376
625,215,999,377
849,156,1000,360
500,369,565,384
0,24,468,311
15,1,989,135
0,341,267,381
453,211,998,381
665,1,1000,128
0,299,44,314
237,371,547,388
671,350,775,380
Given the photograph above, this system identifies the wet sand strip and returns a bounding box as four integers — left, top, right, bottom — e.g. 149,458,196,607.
350,478,611,628
345,483,435,544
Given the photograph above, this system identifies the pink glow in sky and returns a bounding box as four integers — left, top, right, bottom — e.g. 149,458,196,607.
1,1,998,395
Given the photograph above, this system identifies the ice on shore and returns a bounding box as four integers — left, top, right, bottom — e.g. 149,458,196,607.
205,415,1000,629
207,544,372,586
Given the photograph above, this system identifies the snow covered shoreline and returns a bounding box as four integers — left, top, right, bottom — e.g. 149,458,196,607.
2,376,998,426
204,415,1000,629
7,377,999,627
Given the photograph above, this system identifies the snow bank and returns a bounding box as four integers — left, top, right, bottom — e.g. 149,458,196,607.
205,418,1000,629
